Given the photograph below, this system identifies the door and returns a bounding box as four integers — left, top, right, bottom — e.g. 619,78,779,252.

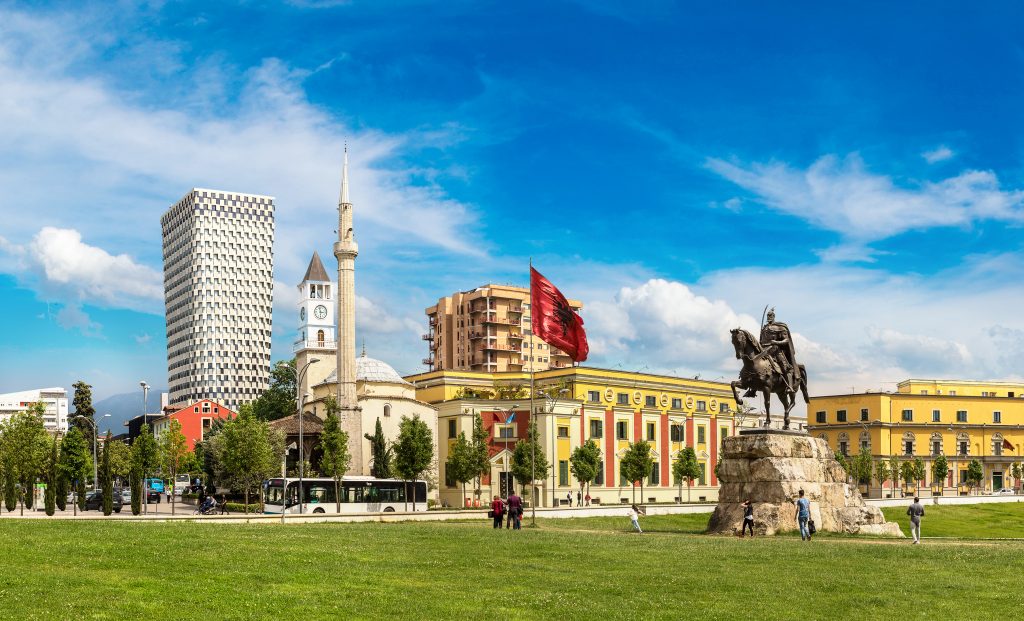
993,472,1003,491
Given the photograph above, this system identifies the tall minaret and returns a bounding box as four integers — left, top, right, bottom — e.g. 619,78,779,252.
334,147,362,470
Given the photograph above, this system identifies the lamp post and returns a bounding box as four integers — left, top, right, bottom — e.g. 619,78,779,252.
288,358,319,519
74,413,111,490
139,381,149,515
298,391,312,515
501,404,518,503
544,388,570,514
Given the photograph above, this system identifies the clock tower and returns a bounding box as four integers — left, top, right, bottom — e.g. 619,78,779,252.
295,251,337,400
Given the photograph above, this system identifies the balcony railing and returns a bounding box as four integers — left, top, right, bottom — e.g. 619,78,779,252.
294,339,337,351
468,332,486,340
507,306,523,314
483,315,517,325
481,343,520,352
421,333,433,341
422,357,435,366
508,332,523,340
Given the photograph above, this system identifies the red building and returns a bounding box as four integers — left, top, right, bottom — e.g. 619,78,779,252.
152,399,235,450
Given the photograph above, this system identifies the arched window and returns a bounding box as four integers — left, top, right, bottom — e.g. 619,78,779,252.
992,433,1005,456
317,329,325,346
384,404,392,417
902,432,916,456
859,431,871,452
837,432,850,456
956,432,970,456
929,432,943,456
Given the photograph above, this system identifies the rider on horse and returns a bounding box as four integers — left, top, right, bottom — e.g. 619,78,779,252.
745,308,796,396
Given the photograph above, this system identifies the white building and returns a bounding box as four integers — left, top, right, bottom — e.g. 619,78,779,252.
161,188,276,411
0,387,69,432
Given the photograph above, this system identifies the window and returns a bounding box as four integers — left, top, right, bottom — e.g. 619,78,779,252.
498,426,515,439
587,390,601,403
697,426,706,444
958,441,968,456
559,460,569,486
646,423,656,441
720,403,730,413
589,420,603,438
901,409,913,422
670,424,684,442
949,390,956,396
444,463,456,487
617,393,629,405
932,410,940,423
558,426,569,438
956,410,967,423
815,411,826,424
696,400,707,412
671,398,682,409
837,409,847,422
698,463,707,485
932,441,941,456
920,390,928,395
384,404,391,417
645,395,657,407
595,461,604,485
616,421,628,440
720,426,729,447
448,419,456,439
904,441,913,456
860,408,868,422
651,462,660,485
839,441,848,456
994,411,1002,423
619,468,629,487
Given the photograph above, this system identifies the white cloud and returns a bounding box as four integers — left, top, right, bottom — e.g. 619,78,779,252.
134,333,152,345
922,145,954,164
706,153,1024,247
864,327,972,374
55,303,102,337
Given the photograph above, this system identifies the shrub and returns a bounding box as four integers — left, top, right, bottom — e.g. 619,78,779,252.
224,502,260,513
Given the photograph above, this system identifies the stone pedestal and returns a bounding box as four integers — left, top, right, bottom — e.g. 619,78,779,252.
707,433,902,536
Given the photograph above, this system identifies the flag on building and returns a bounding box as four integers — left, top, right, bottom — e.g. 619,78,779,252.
530,266,589,362
1003,438,1014,450
506,410,517,424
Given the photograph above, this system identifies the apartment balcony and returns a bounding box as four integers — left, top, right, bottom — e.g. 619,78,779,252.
421,333,434,341
508,332,523,340
482,342,519,352
468,332,486,340
482,315,517,325
507,306,523,314
422,357,435,366
551,348,571,357
469,304,495,314
428,317,438,327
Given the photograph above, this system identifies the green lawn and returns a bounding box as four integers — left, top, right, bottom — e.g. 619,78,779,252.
881,500,1024,538
1,513,1022,620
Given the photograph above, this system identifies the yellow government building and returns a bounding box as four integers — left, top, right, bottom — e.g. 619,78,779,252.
808,379,1024,495
405,367,745,508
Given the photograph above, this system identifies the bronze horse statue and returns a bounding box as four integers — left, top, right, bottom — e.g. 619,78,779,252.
730,328,809,429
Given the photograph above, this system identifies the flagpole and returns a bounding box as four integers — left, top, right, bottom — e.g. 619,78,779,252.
530,258,537,526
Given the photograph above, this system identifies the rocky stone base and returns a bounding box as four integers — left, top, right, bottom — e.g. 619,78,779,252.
708,433,902,537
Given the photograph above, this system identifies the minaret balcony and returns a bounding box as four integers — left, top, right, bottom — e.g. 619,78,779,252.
294,339,337,352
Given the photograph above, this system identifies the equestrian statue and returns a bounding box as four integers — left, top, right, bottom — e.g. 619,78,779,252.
730,307,809,430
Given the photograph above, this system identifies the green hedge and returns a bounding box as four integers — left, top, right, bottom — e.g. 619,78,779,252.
224,502,261,513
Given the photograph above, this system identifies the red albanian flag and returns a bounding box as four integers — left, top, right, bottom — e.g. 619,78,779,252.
530,266,589,363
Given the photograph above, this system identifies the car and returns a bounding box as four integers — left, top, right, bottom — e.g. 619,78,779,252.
118,489,132,504
83,491,123,513
995,488,1016,495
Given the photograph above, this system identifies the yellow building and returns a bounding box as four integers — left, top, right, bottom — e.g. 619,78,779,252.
405,366,741,508
808,379,1024,495
424,284,583,373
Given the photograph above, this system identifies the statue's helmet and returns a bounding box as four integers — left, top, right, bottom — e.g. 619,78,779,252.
766,307,776,322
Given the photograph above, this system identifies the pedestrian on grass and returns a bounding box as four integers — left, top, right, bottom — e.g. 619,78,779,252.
507,491,523,530
490,496,505,529
795,489,811,541
628,504,644,533
741,499,755,537
577,490,583,507
907,496,925,544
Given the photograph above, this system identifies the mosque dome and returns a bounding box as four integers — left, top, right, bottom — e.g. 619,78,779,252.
321,352,411,386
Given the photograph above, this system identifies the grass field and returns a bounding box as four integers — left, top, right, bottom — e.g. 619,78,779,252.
881,500,1024,538
2,508,1023,620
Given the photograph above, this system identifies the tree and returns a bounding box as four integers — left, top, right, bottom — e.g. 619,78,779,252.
875,459,890,497
130,426,158,514
851,447,873,487
159,419,188,515
319,406,351,513
3,468,14,513
673,447,701,503
58,427,90,513
470,413,490,499
834,452,851,482
106,439,132,487
71,381,96,450
931,455,949,491
43,435,58,516
569,440,601,498
493,382,527,400
966,459,984,493
213,406,283,511
620,441,654,504
446,432,476,507
510,417,548,507
887,455,900,497
250,358,298,421
363,417,393,479
911,457,926,491
0,408,50,515
899,461,914,492
129,463,142,515
394,415,435,511
1011,462,1022,491
101,432,114,515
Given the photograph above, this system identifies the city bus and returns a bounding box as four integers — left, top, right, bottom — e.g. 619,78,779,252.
263,476,428,514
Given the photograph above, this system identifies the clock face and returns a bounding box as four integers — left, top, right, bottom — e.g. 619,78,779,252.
299,307,305,321
314,305,328,320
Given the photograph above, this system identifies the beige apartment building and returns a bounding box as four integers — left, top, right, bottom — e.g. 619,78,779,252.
424,284,583,373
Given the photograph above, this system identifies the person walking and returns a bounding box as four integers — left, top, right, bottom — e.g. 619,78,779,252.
507,491,523,530
628,504,644,533
218,494,228,515
577,490,583,507
741,499,755,537
907,496,925,544
566,492,572,507
795,489,811,541
584,493,591,506
490,495,505,529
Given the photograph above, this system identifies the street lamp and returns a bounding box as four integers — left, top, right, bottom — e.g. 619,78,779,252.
501,404,519,504
139,381,150,515
543,388,570,514
298,391,312,515
74,413,111,490
287,358,319,520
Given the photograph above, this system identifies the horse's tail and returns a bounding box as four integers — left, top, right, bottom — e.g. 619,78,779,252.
799,364,809,403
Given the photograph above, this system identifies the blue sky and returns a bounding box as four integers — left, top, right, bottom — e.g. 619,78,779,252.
2,1,1023,405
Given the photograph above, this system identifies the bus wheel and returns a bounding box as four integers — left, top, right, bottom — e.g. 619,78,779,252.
383,507,396,513
313,508,325,514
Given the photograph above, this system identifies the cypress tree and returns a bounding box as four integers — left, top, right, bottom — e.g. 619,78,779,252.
4,471,16,512
129,464,142,515
364,418,393,479
45,435,58,516
101,432,113,515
